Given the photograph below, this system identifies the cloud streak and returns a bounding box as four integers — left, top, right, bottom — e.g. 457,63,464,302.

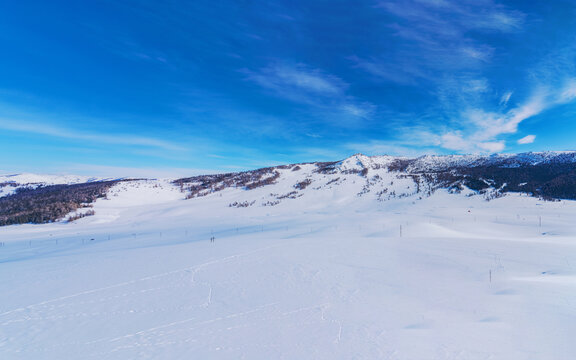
354,0,524,85
246,64,347,96
518,135,536,144
244,64,347,102
244,63,376,125
0,117,187,152
434,80,576,153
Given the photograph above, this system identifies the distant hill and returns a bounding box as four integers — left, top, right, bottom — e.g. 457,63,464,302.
1,151,575,226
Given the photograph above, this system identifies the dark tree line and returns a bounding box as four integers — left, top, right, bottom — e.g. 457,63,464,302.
174,167,284,199
0,181,121,226
418,163,576,200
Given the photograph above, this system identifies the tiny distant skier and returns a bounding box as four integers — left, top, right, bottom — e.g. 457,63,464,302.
210,236,215,243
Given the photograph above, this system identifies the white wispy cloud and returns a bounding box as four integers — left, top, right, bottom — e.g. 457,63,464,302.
460,46,494,62
558,78,576,103
341,103,376,118
433,82,575,153
244,63,376,124
377,0,524,34
517,135,536,144
245,64,347,99
500,91,513,106
358,0,524,86
439,131,505,153
467,91,546,140
0,117,187,152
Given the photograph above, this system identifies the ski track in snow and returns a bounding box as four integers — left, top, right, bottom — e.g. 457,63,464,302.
0,243,284,319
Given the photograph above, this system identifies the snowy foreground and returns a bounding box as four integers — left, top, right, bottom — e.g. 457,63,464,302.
1,182,576,359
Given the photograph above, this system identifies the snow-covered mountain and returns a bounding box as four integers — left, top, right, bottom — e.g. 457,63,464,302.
1,151,575,226
174,151,576,208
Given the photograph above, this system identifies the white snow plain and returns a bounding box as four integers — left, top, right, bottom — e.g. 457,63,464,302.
1,179,576,359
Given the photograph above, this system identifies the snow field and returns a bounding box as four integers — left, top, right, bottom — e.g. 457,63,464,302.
1,183,576,359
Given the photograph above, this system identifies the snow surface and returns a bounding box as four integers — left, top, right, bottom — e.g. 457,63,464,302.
1,176,576,359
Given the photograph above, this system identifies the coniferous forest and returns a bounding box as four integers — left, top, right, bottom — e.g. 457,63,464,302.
0,181,120,226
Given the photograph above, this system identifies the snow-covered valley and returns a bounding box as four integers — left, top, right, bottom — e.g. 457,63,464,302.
1,153,576,359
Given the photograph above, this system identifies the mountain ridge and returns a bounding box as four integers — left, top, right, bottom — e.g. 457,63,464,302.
1,151,575,226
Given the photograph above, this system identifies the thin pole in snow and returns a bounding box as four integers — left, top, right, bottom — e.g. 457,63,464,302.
489,270,492,283
399,225,402,237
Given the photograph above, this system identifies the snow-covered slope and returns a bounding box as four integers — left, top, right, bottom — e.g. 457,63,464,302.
1,179,575,359
1,152,576,359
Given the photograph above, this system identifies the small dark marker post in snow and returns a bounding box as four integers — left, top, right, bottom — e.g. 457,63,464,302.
539,216,542,227
399,225,403,237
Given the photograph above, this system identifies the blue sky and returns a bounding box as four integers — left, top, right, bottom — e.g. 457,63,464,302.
1,0,576,177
